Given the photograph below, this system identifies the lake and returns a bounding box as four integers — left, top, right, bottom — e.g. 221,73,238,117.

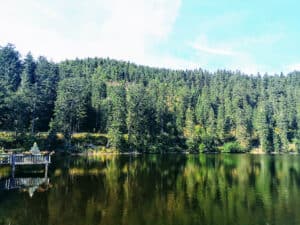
0,154,300,225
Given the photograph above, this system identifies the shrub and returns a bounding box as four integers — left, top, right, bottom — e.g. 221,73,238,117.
199,135,219,153
198,143,206,153
223,141,244,153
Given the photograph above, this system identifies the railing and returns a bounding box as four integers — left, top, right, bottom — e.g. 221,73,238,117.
0,153,51,166
12,154,50,165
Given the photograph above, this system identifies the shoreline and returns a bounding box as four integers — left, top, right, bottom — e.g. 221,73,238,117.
67,151,300,156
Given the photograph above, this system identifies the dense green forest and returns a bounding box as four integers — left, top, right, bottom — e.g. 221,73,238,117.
1,43,300,153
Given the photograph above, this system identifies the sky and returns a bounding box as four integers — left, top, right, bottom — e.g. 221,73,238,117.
0,0,300,74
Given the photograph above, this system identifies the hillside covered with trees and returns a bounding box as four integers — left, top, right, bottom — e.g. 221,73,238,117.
1,44,300,153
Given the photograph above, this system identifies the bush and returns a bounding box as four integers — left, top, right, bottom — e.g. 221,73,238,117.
198,143,206,153
198,135,219,153
222,141,244,153
71,133,108,146
294,138,300,153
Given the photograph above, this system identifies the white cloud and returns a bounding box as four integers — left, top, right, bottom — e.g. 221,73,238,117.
188,33,285,74
0,0,182,66
189,35,237,56
0,1,290,74
191,43,236,56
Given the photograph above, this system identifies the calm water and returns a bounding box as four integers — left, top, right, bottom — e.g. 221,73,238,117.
0,154,300,225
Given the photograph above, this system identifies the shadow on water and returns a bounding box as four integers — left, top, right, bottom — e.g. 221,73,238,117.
0,154,300,225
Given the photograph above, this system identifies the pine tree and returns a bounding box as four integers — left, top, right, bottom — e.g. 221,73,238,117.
91,72,107,132
126,84,153,152
107,84,127,150
0,44,22,91
184,107,198,151
51,77,88,149
19,53,39,134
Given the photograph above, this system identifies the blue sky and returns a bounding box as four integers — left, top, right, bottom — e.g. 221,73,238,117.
0,0,299,74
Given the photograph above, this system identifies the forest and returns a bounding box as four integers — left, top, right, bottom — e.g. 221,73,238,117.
1,43,300,153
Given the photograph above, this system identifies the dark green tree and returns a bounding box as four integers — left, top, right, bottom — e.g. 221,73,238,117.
107,84,127,150
51,77,88,149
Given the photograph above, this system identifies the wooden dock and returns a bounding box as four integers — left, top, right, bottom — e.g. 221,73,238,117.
0,153,51,166
0,153,51,177
0,148,52,196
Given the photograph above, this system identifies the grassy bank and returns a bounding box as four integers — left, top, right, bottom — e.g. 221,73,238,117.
0,132,108,152
0,132,298,155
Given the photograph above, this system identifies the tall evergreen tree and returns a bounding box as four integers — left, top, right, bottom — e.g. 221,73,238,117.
51,77,88,148
107,84,127,150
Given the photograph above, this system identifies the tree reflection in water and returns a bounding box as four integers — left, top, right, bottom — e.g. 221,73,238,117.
0,154,300,225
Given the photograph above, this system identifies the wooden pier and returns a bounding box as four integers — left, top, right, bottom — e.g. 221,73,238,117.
0,153,51,177
0,146,52,196
0,153,51,166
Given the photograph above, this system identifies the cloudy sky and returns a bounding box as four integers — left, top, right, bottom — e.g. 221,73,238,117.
0,0,299,74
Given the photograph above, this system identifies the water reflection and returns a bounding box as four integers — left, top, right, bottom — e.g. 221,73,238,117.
0,166,51,198
0,154,300,225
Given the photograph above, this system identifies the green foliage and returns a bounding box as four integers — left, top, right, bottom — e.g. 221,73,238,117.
198,143,206,153
185,107,198,151
107,84,127,150
0,44,22,91
199,134,218,153
295,138,300,153
91,72,107,132
1,44,300,152
222,141,244,153
126,84,154,152
51,77,88,149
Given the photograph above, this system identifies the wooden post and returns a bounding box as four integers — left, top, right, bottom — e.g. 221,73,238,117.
44,163,48,178
11,154,15,178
